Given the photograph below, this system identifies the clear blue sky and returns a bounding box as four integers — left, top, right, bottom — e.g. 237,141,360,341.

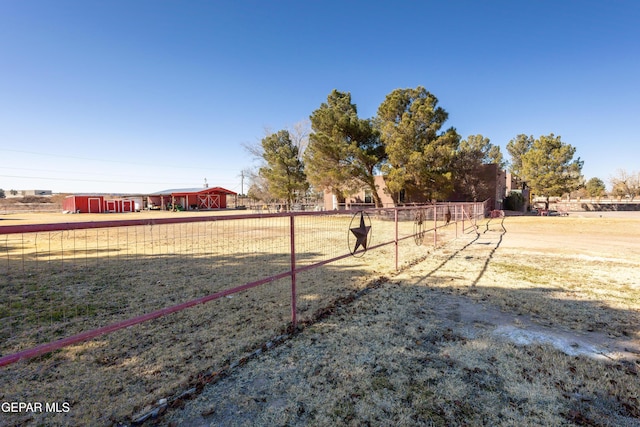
1,0,638,194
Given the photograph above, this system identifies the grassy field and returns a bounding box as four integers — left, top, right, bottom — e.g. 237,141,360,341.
1,212,639,426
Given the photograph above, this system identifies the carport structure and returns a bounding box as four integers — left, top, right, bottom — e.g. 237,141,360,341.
147,187,237,211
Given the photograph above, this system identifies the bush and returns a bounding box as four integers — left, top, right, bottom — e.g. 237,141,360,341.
19,196,53,203
504,191,525,211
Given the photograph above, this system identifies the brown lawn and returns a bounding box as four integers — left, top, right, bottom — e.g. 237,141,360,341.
1,211,639,426
163,214,640,427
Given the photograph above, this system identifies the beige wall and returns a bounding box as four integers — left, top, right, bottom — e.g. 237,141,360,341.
323,176,394,210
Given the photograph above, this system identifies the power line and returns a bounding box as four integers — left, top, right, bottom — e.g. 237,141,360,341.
0,174,204,186
0,166,217,181
0,174,242,192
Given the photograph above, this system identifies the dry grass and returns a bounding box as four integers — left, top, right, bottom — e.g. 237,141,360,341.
0,210,458,426
2,213,639,426
161,215,640,427
164,287,639,426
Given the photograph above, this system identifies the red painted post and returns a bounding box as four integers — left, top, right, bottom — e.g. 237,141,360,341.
289,214,297,330
455,205,458,239
394,208,399,271
433,204,437,248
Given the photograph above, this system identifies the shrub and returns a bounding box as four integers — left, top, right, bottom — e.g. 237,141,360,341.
504,191,525,211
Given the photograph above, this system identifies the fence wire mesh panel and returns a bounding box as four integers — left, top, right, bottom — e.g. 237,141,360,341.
1,216,294,356
0,203,487,426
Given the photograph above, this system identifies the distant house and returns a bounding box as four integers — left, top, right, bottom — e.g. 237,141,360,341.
323,164,509,211
6,189,53,198
147,187,237,211
323,176,395,210
448,163,508,210
23,190,52,196
505,172,531,212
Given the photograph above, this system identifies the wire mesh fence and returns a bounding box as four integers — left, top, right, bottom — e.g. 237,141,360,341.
0,202,487,426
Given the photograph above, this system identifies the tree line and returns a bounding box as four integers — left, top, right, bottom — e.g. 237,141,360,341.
246,86,590,210
582,170,640,199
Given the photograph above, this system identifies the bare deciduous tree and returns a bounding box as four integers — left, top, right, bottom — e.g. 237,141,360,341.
610,169,640,198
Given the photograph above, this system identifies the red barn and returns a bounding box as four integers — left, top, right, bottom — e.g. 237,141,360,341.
147,187,236,211
62,195,140,213
103,199,137,213
63,195,105,213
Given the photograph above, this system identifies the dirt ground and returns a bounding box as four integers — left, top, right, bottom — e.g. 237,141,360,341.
161,213,640,427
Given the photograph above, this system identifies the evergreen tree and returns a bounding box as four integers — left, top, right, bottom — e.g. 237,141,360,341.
305,90,385,207
259,130,308,210
506,134,534,177
520,134,583,206
377,86,459,202
585,177,606,197
459,134,505,169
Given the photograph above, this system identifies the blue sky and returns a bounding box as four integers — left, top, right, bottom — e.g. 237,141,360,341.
1,0,638,194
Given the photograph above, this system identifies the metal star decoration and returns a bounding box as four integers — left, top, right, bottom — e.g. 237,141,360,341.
350,212,371,253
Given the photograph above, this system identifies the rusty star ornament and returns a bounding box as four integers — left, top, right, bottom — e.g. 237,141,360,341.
350,212,371,254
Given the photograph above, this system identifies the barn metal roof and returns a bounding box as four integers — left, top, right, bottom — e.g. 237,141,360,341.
150,187,237,196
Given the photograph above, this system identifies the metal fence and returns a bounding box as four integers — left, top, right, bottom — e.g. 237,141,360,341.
0,201,487,426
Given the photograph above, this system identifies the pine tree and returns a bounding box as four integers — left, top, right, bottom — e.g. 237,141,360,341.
305,90,385,207
377,86,459,202
259,130,308,210
520,134,583,207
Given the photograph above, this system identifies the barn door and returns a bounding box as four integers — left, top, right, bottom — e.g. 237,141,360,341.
197,194,220,209
88,198,102,213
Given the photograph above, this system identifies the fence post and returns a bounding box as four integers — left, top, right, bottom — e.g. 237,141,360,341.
455,205,458,239
289,214,297,329
433,203,437,248
394,208,399,271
